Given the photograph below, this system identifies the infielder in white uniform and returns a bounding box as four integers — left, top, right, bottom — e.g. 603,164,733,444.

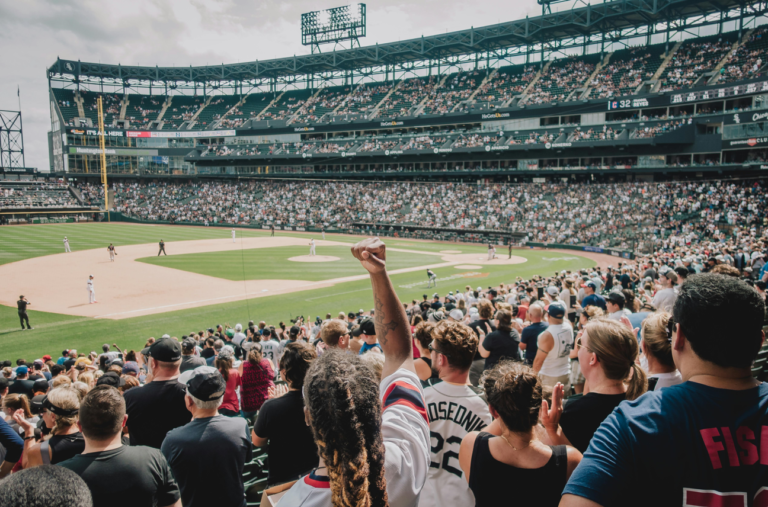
427,269,438,288
231,228,236,243
309,239,316,256
107,243,117,262
87,275,96,304
63,237,71,253
487,243,494,260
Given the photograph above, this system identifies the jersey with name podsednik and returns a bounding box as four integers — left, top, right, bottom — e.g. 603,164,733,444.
419,379,492,507
277,368,430,507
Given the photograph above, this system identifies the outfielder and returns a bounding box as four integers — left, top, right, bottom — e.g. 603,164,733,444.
309,239,316,256
87,275,96,304
232,228,236,243
321,227,326,240
427,269,438,288
158,239,167,256
17,295,32,330
63,236,71,253
107,243,117,262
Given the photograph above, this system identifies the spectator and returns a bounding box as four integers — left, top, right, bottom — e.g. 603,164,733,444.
3,394,39,435
533,302,574,392
180,339,205,373
215,348,241,417
581,282,607,311
252,341,318,486
15,386,84,467
605,292,630,321
421,320,491,507
59,385,181,507
478,309,521,370
544,317,647,453
413,321,438,381
641,311,683,390
458,361,581,506
278,238,429,506
561,273,767,507
652,270,678,311
352,317,383,355
318,319,351,351
239,341,274,425
520,302,548,366
0,416,23,478
468,299,497,385
123,338,191,448
0,465,92,507
569,306,604,395
8,366,35,398
162,367,252,507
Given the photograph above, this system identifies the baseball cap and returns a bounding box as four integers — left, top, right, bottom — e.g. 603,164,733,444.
30,394,46,415
161,334,171,339
122,361,140,375
606,292,626,305
0,377,8,391
96,371,126,388
546,286,559,296
290,326,300,336
586,281,597,290
429,311,446,323
449,309,464,321
351,317,376,337
476,286,482,291
42,355,51,362
547,301,567,319
15,366,28,375
33,379,49,393
182,339,197,352
148,338,182,362
179,366,226,402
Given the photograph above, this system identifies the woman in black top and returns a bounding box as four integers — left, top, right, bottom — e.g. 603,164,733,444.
477,309,520,370
412,321,440,381
459,362,581,507
542,317,647,453
14,386,85,467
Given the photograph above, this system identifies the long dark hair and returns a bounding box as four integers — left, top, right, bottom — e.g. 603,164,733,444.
304,351,388,507
215,356,233,381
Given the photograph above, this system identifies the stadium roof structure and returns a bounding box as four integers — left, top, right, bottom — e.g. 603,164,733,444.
48,0,767,87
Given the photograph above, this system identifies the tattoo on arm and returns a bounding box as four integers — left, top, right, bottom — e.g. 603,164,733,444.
374,294,399,347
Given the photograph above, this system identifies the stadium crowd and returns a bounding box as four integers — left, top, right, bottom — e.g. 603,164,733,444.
72,178,768,251
1,234,767,507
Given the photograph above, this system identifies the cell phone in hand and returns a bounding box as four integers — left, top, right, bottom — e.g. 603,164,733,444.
570,295,577,307
537,287,544,299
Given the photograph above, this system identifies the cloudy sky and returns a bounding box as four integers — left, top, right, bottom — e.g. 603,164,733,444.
0,0,556,172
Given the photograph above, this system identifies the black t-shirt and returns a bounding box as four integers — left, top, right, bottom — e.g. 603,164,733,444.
161,416,252,507
180,355,206,373
560,392,626,453
59,445,180,507
8,379,35,398
620,274,632,290
469,320,496,361
200,348,215,359
124,379,192,449
254,390,319,485
63,358,76,371
431,301,443,310
482,328,520,369
17,300,28,312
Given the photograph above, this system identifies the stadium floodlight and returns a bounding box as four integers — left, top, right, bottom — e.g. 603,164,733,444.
301,4,366,53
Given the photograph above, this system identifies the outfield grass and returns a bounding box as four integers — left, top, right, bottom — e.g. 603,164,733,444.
137,245,443,281
0,223,595,361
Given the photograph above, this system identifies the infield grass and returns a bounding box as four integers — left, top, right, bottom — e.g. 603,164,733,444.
0,223,595,361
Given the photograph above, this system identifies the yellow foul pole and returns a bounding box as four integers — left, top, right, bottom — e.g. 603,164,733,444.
97,97,109,221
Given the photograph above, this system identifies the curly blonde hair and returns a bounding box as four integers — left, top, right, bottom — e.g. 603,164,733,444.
432,321,479,369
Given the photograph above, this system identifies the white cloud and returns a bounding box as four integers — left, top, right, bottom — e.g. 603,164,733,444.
0,0,542,172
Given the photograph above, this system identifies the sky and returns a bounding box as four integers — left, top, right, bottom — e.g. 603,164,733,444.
0,0,553,172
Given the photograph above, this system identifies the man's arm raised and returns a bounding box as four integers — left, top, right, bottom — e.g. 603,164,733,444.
351,237,415,378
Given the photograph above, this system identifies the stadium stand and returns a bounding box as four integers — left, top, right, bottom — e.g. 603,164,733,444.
334,82,391,118
218,92,275,129
377,76,438,118
124,93,164,129
195,95,241,129
165,95,206,128
52,88,80,126
588,44,667,98
260,89,314,121
473,64,537,108
720,26,768,84
522,54,599,104
291,85,352,123
658,31,740,91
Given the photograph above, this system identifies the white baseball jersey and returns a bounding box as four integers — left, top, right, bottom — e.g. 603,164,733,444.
419,380,492,507
261,339,281,371
277,368,430,507
87,279,94,291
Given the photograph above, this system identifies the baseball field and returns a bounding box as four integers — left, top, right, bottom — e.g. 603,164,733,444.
0,223,602,361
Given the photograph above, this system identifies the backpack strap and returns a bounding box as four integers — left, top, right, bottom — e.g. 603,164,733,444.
40,439,51,465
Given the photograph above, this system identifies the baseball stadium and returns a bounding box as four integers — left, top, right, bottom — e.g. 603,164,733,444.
1,0,768,506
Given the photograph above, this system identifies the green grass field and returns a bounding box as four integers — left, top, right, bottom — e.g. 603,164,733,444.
0,223,595,361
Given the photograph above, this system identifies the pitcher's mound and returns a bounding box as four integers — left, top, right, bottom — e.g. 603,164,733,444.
288,255,341,263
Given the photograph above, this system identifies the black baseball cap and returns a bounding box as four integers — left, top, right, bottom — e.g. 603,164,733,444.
290,326,301,336
606,292,626,305
351,317,376,337
96,372,126,388
178,366,226,402
148,338,182,362
0,377,8,391
30,394,46,415
33,379,49,393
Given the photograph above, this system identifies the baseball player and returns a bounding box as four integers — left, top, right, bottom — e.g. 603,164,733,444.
427,269,438,288
509,242,513,259
232,228,236,243
107,243,117,262
321,227,326,240
63,236,71,253
17,295,32,330
270,224,275,237
158,239,167,256
487,243,494,260
87,275,96,304
309,239,316,256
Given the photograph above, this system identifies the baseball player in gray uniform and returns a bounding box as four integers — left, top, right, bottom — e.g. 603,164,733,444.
232,228,236,243
107,243,117,262
87,275,96,304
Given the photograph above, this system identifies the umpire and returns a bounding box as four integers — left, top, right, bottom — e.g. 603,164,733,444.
17,295,32,330
158,239,167,256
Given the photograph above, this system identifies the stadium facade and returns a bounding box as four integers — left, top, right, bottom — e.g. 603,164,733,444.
45,0,768,183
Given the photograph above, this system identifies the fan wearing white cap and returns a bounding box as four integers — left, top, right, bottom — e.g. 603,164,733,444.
162,366,252,507
532,301,574,394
